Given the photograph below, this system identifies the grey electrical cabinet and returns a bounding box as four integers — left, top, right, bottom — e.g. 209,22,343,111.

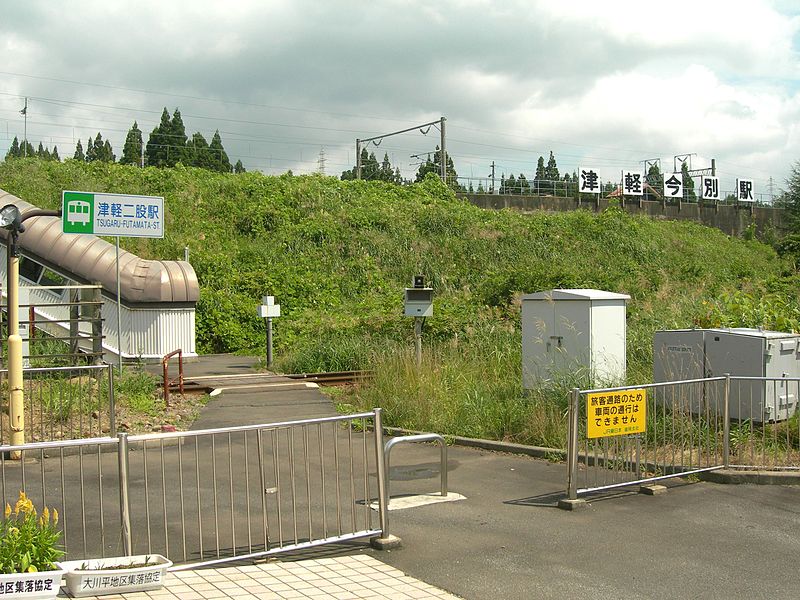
522,289,629,389
653,328,800,422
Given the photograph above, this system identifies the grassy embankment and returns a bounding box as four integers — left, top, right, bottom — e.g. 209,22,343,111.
1,158,797,445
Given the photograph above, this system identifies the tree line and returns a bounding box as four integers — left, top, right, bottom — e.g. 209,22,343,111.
4,107,245,173
341,146,461,188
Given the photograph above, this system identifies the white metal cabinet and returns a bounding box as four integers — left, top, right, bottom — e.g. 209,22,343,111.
522,289,629,388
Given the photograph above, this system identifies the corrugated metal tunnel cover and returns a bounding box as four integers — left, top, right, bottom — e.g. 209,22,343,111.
0,188,199,304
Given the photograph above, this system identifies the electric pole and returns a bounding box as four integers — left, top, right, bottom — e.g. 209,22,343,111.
20,98,28,157
440,116,446,183
356,139,361,180
355,117,447,182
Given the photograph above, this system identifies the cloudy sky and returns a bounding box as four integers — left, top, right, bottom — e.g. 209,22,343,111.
2,0,799,200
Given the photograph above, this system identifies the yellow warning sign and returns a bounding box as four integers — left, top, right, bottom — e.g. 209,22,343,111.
586,388,646,439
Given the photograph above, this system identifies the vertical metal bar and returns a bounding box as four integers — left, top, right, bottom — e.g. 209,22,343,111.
177,438,187,562
228,432,235,557
373,409,389,537
256,429,269,550
348,424,356,532
194,437,203,559
108,365,116,437
272,428,282,548
723,374,730,468
159,440,170,560
142,441,152,554
256,428,268,551
362,418,370,530
318,423,328,539
211,435,219,557
288,428,298,545
59,449,68,557
117,433,132,556
78,446,87,556
97,444,106,556
567,388,579,500
333,421,342,536
244,431,252,553
303,425,312,542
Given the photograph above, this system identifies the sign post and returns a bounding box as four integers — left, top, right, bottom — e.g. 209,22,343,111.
62,191,164,372
258,296,281,369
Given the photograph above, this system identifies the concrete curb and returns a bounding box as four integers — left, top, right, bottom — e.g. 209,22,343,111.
700,469,800,486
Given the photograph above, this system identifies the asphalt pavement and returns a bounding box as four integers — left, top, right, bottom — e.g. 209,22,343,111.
146,355,800,599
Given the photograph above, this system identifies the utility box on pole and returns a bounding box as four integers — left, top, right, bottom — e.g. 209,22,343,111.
522,289,629,389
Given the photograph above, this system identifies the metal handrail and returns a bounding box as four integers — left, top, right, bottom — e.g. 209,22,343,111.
384,433,448,504
162,348,184,406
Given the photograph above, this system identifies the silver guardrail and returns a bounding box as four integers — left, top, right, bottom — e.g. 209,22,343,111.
384,433,448,504
566,375,800,500
0,409,390,569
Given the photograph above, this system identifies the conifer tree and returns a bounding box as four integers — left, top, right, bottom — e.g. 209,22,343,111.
534,156,547,194
146,108,172,167
102,139,115,163
120,121,143,166
51,146,59,161
545,151,559,180
85,136,96,162
73,139,85,161
234,159,246,174
5,137,20,159
379,153,393,182
209,130,232,172
187,132,214,170
36,142,46,158
168,109,188,165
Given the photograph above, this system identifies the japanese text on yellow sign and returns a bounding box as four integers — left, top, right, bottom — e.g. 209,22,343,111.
587,389,646,439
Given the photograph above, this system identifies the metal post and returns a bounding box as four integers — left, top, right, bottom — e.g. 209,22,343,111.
69,287,79,363
88,284,102,365
108,364,116,437
373,408,389,537
440,117,447,183
567,388,580,500
414,317,423,370
266,317,273,369
115,237,123,374
7,235,24,452
356,139,362,180
723,373,730,468
117,432,132,556
184,246,189,263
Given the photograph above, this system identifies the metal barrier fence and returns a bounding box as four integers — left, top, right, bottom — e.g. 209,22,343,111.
0,409,389,568
566,376,800,499
0,364,115,444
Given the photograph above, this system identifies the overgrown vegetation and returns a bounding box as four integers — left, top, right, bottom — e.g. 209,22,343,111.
1,158,797,445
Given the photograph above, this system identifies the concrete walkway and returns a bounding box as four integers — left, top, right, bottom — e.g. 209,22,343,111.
57,555,460,599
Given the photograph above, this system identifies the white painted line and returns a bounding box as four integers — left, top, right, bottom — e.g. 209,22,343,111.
370,492,466,512
210,382,320,393
189,373,285,381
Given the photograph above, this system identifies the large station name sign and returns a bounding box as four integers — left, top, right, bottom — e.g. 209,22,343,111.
578,168,755,203
62,191,164,238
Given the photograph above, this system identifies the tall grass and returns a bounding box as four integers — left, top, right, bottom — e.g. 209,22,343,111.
340,321,589,448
